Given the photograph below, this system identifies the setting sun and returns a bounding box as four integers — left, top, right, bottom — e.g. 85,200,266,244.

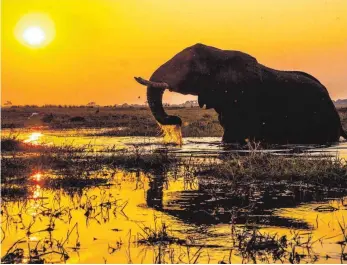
23,26,46,46
14,13,55,48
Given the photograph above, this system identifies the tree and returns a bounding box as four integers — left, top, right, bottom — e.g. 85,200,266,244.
87,101,96,107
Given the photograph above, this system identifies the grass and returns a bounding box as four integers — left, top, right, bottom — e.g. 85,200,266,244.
1,135,86,153
1,188,127,264
2,135,347,200
1,145,177,175
227,224,323,264
229,225,288,263
200,151,347,188
136,218,186,246
2,105,346,138
1,105,224,137
1,137,23,152
2,137,347,263
3,186,345,264
1,138,179,199
337,218,347,262
1,114,347,264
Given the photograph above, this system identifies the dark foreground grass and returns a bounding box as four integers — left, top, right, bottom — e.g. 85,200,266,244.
1,138,178,199
1,139,347,264
1,136,86,153
1,190,126,264
1,146,177,177
200,152,347,187
2,139,347,202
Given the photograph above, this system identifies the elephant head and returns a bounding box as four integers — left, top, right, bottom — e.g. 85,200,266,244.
135,43,262,126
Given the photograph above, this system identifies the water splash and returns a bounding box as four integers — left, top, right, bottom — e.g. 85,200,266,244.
23,132,43,145
160,125,183,146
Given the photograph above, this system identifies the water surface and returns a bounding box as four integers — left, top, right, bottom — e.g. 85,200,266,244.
1,129,347,263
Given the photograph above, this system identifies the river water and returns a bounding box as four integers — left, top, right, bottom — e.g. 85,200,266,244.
1,129,347,263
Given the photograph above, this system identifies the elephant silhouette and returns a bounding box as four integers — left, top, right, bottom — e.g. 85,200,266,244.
135,43,347,144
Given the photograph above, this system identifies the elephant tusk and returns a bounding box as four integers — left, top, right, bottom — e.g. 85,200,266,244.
134,77,169,88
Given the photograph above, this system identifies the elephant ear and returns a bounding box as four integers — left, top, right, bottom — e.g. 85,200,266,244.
214,51,263,87
196,49,263,109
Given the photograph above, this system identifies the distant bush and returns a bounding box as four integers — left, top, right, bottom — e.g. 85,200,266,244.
1,138,21,151
69,116,86,122
1,123,21,129
41,113,54,123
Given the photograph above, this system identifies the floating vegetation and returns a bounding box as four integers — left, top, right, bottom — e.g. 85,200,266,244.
136,217,186,246
1,188,128,264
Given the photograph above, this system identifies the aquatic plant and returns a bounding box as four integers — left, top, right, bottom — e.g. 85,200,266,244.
201,151,347,187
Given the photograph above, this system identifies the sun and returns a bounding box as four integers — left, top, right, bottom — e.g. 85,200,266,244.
23,27,46,46
15,13,55,48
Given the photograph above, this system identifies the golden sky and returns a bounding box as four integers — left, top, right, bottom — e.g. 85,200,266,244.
2,0,347,105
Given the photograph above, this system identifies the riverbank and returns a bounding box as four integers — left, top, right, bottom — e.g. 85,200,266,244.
3,105,347,138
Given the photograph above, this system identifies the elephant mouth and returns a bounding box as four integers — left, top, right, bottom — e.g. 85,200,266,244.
198,92,216,109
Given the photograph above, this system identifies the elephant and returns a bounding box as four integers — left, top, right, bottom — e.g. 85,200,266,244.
135,43,347,144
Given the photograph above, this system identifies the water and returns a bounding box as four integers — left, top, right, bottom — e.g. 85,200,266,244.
4,128,347,158
1,129,347,263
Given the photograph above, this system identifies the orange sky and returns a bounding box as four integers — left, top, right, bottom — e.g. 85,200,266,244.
2,0,347,105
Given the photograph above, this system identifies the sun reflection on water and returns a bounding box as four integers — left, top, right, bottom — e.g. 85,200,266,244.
32,172,42,181
27,184,43,216
1,128,347,263
23,132,43,145
1,170,347,263
32,184,42,199
29,236,39,242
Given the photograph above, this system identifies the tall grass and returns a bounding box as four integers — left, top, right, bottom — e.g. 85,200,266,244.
201,151,347,187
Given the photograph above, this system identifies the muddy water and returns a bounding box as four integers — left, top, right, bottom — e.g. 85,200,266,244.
1,129,347,263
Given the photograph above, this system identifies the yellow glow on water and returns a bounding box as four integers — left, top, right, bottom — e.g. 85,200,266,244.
1,170,346,263
23,132,43,144
160,125,183,146
32,185,41,199
29,236,39,242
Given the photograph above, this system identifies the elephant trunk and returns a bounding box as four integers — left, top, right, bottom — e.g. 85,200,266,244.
134,76,182,126
147,86,182,126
